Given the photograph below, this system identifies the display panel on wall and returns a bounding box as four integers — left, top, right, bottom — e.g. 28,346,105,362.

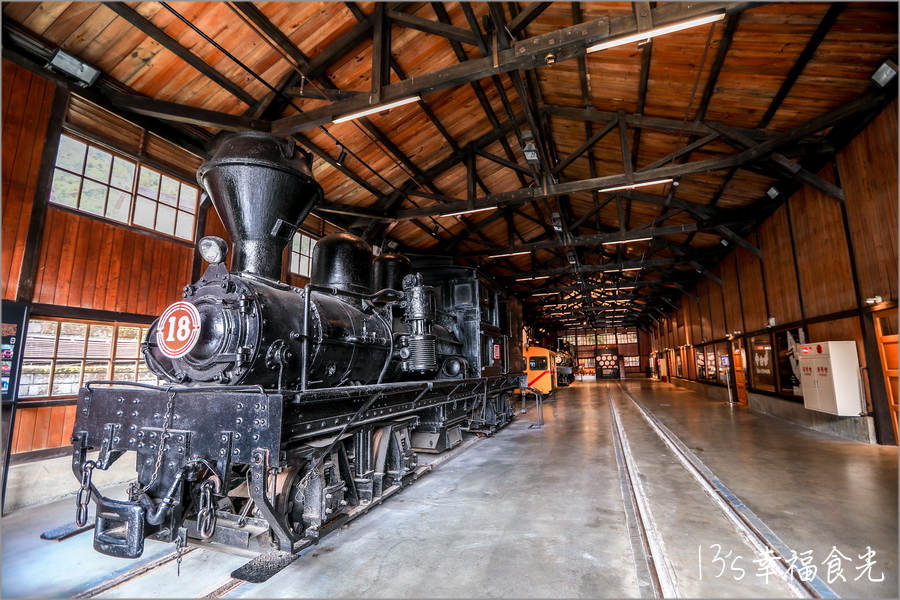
696,349,706,379
595,348,620,379
775,327,806,396
749,334,776,392
706,348,717,382
676,354,683,378
717,345,730,385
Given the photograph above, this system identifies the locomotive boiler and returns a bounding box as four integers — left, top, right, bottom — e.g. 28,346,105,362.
68,132,524,578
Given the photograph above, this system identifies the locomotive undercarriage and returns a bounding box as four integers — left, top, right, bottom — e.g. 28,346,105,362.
72,375,520,561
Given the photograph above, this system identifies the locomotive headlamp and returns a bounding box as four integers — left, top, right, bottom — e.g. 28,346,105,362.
199,236,228,265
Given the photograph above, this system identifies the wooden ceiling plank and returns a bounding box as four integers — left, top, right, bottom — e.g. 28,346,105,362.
552,118,617,176
756,3,846,129
104,2,255,106
694,12,741,123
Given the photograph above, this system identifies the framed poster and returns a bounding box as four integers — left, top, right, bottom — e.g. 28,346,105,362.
675,354,683,378
696,349,706,380
717,344,730,384
595,348,620,379
706,349,717,381
749,334,776,392
775,327,806,396
1,301,29,404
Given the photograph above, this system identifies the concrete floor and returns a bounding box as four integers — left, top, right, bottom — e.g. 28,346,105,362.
1,379,896,598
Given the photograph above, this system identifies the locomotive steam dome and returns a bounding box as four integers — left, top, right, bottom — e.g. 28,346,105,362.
197,132,324,281
311,233,374,295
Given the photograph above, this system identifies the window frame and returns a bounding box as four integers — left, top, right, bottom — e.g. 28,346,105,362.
49,132,200,242
19,317,159,401
289,232,318,278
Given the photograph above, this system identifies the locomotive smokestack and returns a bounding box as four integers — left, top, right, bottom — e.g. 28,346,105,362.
197,132,324,281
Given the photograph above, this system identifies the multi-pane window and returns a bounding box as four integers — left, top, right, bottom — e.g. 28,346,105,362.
596,332,617,345
50,134,198,241
617,331,638,344
290,232,317,278
19,319,159,399
623,356,640,367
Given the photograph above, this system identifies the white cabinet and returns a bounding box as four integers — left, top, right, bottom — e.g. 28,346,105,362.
798,341,863,416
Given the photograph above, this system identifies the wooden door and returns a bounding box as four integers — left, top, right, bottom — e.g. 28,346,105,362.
732,344,748,404
874,309,898,444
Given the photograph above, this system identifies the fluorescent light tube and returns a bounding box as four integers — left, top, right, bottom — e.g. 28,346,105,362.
602,237,652,245
617,267,642,272
586,12,726,53
516,275,549,281
333,96,419,123
533,292,558,296
599,178,674,193
489,251,530,258
442,207,496,217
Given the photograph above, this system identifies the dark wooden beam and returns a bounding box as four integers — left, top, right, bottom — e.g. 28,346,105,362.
551,119,617,176
104,2,256,106
694,12,741,123
507,2,553,36
371,3,390,104
108,92,270,132
387,10,478,46
757,3,846,128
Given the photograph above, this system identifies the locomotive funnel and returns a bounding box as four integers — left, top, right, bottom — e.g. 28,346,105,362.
197,132,324,281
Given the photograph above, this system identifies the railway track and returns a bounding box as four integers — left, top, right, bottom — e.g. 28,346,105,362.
609,382,839,599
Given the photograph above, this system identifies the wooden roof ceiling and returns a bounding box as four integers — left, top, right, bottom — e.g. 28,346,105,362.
3,1,897,330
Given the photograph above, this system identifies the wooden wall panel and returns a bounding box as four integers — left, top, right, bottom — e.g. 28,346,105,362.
838,98,899,303
720,253,745,334
736,237,768,331
1,59,56,300
758,203,803,325
789,168,857,318
31,208,192,315
11,404,78,453
686,293,702,345
807,316,869,410
696,279,713,342
707,268,726,340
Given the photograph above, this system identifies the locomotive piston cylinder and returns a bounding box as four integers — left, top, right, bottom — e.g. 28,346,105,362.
402,274,438,373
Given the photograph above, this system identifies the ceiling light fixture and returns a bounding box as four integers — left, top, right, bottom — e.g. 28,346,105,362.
336,146,348,166
516,276,550,281
602,237,652,246
598,178,674,193
442,207,496,218
533,292,559,296
586,12,726,53
333,96,420,123
618,267,642,272
488,250,530,258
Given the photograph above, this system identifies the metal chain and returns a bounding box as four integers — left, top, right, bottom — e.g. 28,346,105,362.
136,389,177,496
196,480,218,540
75,460,96,527
175,531,185,577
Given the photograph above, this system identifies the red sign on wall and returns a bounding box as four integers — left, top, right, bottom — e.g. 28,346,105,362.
493,344,501,360
157,301,201,358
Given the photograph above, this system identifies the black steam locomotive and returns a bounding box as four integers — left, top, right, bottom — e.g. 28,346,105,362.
555,341,576,387
69,133,524,572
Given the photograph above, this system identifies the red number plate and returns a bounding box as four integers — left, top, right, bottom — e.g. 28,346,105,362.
157,301,201,358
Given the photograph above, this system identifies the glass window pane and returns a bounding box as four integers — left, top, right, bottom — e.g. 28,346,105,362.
24,320,58,357
52,360,82,395
86,325,114,358
50,169,81,208
174,211,194,240
290,252,299,274
84,146,112,183
57,323,88,358
302,235,312,256
113,360,138,381
156,203,176,235
19,360,52,397
137,167,160,198
292,234,301,252
83,360,110,383
110,157,136,190
79,180,107,216
159,176,179,206
133,196,156,229
178,185,197,213
115,326,141,358
299,255,310,277
106,189,131,223
55,135,87,172
137,362,158,385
